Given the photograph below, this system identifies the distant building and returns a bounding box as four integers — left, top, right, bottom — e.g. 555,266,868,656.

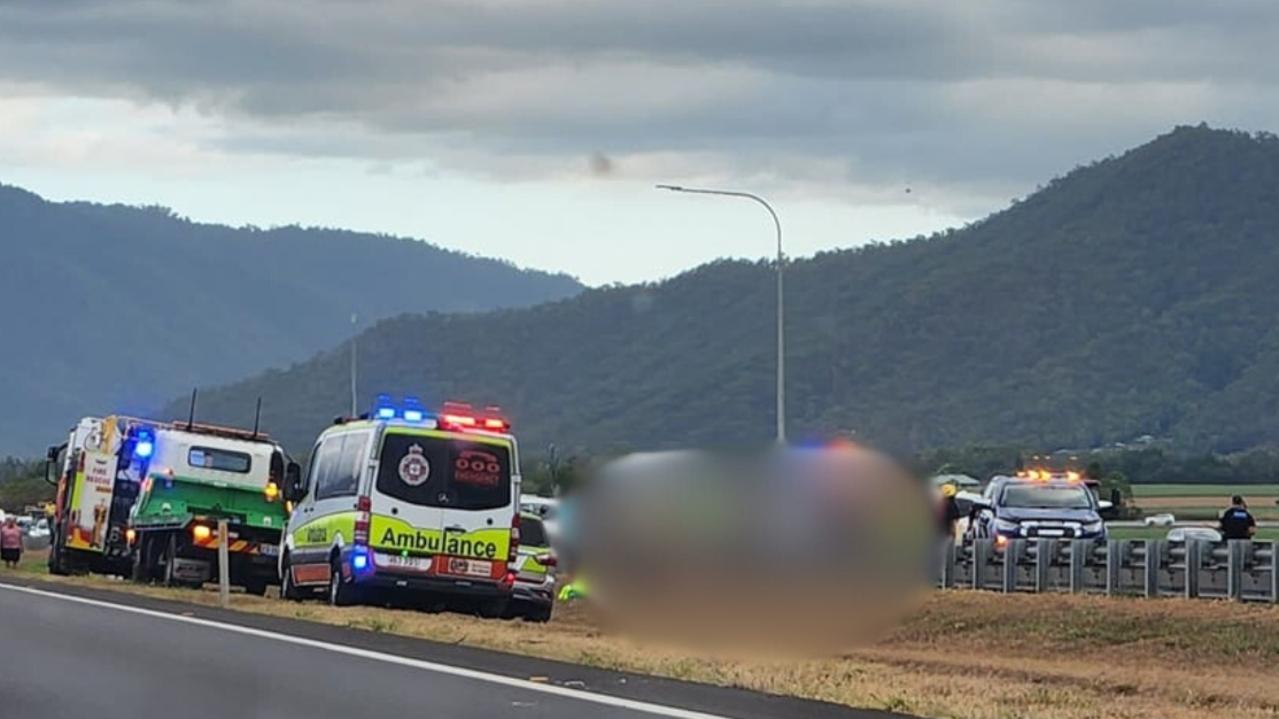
931,473,981,488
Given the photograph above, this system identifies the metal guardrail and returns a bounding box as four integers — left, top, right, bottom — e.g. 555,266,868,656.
938,538,1279,602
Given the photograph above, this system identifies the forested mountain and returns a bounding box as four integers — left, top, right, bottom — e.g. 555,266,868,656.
180,126,1279,458
0,187,581,453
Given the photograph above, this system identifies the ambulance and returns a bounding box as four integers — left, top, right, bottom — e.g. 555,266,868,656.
280,396,521,616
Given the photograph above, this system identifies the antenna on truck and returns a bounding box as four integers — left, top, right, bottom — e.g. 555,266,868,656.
186,388,198,430
251,397,262,439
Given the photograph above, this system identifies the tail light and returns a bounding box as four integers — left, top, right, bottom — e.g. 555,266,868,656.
354,495,371,545
264,481,280,502
508,513,520,564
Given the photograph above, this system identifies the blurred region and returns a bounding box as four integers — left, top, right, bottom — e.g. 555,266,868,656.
573,444,931,653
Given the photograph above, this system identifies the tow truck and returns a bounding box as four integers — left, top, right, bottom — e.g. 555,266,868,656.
129,421,299,594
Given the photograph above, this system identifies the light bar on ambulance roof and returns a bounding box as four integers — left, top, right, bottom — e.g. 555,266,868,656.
401,395,426,423
440,401,509,432
373,394,397,420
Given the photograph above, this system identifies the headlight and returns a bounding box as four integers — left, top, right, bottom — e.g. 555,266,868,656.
1083,520,1105,533
994,518,1022,534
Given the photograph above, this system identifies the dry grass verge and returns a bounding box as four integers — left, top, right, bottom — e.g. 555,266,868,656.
6,555,1279,718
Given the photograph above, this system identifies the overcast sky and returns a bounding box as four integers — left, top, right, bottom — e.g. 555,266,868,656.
2,1,1276,285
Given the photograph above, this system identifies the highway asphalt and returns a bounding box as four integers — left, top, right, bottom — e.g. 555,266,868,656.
0,577,908,719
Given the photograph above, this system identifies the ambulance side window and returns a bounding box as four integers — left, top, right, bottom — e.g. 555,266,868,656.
316,432,364,500
306,438,339,501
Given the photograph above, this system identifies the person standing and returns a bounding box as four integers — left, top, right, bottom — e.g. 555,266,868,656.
938,483,962,541
1220,495,1256,541
0,516,23,568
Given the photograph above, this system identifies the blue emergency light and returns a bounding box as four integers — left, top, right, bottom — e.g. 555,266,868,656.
401,395,426,423
134,427,156,460
373,393,397,420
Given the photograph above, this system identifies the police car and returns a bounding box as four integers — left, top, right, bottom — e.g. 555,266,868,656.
967,471,1109,545
279,395,521,617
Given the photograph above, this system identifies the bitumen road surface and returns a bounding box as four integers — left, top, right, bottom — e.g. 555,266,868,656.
0,577,909,719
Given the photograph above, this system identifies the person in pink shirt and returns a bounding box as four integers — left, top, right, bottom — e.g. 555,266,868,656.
0,517,23,568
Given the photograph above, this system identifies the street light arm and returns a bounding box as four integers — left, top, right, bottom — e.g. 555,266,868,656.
655,185,782,259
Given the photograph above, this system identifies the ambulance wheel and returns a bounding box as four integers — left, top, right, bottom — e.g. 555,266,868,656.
280,557,301,601
328,559,359,607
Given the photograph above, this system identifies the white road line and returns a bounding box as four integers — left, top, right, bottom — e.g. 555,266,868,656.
0,582,731,719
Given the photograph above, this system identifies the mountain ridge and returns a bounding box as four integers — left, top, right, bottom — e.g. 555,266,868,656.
160,125,1279,457
0,184,583,453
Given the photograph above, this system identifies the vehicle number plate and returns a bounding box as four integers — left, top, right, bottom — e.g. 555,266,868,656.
446,558,492,578
1038,528,1064,537
258,544,278,557
380,554,431,571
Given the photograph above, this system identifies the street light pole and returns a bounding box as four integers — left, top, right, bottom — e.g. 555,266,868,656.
349,312,358,417
655,184,786,444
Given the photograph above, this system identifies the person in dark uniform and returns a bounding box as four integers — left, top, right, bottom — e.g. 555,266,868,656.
1219,495,1256,540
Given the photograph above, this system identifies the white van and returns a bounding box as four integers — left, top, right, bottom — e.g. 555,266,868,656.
280,398,520,615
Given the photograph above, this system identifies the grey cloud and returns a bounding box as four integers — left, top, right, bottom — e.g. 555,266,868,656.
1,0,1277,211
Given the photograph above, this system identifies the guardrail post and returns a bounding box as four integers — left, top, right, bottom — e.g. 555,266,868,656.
1002,539,1020,593
218,518,230,608
1034,539,1052,593
939,541,956,589
972,539,989,590
1105,539,1121,596
1227,540,1245,601
1144,539,1161,598
1068,539,1087,593
1267,541,1278,604
1185,540,1201,599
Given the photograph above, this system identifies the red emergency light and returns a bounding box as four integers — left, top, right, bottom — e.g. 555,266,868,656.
438,401,510,433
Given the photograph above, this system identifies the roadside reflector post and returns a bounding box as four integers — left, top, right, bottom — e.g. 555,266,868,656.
1185,540,1201,599
218,518,230,608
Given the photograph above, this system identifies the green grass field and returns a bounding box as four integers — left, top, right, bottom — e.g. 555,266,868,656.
1131,483,1279,497
1107,525,1279,541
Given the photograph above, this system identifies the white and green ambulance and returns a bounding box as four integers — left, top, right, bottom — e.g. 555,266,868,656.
279,396,521,616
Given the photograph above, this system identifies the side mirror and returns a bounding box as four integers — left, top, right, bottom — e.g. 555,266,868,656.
1098,500,1114,511
43,444,64,487
283,461,304,503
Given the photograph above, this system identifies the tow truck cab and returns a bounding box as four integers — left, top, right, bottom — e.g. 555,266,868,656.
281,396,520,615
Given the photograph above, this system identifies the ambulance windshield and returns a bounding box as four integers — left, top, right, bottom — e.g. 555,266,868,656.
376,433,511,510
